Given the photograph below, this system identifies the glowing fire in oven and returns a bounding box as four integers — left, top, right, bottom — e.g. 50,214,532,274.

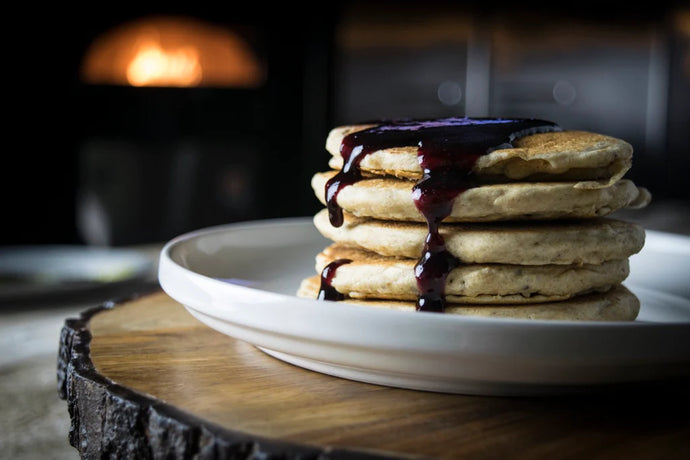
81,16,265,88
126,40,202,87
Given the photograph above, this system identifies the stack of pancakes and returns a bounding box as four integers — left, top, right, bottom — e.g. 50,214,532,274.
298,119,651,321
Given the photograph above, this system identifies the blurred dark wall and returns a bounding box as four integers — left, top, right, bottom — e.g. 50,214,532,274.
5,2,688,246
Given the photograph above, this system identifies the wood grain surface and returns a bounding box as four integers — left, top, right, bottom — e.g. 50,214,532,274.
60,290,690,459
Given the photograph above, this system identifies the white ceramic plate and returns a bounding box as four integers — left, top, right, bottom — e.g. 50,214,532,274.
158,218,690,395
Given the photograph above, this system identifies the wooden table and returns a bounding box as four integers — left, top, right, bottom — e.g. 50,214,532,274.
58,289,690,459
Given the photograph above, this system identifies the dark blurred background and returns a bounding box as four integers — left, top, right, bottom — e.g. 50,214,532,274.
5,1,690,246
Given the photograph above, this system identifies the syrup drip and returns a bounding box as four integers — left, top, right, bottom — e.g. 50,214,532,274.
323,117,560,311
317,259,352,301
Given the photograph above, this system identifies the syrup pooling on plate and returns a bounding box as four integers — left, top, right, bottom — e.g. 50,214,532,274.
323,117,561,311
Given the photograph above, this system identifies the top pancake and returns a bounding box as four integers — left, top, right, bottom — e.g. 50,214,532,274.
327,124,632,187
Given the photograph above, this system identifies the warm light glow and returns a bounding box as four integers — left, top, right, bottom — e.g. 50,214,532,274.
127,40,202,87
81,16,265,88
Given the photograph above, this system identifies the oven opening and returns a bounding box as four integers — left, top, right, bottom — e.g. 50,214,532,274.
80,15,265,89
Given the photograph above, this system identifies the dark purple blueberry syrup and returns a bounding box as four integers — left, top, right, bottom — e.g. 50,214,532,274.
322,117,560,311
317,259,353,301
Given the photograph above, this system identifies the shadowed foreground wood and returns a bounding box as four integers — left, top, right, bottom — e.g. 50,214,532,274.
58,290,690,459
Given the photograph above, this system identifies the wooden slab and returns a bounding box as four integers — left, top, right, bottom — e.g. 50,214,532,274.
58,289,690,459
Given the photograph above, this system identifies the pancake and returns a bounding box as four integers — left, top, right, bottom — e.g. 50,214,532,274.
313,244,629,304
298,277,640,321
327,126,632,187
302,117,649,320
313,209,645,265
312,171,651,222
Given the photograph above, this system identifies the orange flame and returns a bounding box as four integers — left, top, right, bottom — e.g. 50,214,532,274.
80,16,265,88
127,40,202,87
